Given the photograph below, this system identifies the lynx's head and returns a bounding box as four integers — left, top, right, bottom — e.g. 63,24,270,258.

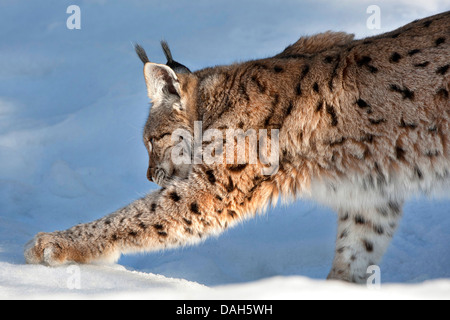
135,42,197,187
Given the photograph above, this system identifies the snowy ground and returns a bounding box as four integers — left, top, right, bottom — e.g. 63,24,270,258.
0,1,449,299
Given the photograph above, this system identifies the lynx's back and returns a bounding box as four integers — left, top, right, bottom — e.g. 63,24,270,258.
262,12,450,209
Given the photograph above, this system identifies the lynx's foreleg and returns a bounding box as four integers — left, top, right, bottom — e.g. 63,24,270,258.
24,164,267,266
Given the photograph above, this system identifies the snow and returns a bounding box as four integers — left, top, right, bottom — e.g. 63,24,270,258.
1,262,449,300
0,1,449,300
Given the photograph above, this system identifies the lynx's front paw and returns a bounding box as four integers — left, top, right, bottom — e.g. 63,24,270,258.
24,232,69,266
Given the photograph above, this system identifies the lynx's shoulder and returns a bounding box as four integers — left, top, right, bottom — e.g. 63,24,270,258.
276,31,355,57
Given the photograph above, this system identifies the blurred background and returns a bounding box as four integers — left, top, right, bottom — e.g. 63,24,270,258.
0,0,449,286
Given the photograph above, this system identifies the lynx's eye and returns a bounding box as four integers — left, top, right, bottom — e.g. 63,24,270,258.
148,140,153,153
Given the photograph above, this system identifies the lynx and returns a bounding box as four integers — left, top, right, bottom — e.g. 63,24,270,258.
25,12,449,283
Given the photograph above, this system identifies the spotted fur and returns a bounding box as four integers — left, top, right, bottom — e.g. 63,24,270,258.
25,12,449,283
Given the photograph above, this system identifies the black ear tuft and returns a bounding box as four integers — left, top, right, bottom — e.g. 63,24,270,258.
135,43,149,64
160,40,174,63
160,40,191,74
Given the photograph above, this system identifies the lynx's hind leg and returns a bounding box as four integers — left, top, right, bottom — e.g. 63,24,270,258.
327,201,403,283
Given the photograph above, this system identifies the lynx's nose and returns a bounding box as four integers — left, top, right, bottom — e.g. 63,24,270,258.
147,167,154,182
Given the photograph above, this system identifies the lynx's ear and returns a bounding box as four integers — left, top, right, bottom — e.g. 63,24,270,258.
134,43,181,104
160,40,191,74
143,62,181,103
